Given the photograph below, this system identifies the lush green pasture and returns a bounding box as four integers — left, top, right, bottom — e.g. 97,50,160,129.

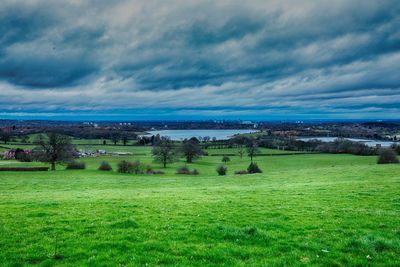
0,146,399,266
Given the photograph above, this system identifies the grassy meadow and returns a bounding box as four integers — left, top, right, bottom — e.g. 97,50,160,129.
0,144,399,266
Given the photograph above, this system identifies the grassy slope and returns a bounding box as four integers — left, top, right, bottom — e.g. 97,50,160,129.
0,148,399,266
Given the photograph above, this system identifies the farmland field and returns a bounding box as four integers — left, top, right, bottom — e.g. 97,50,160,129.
0,145,399,266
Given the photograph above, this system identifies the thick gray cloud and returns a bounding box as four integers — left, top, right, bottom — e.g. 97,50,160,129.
0,0,399,119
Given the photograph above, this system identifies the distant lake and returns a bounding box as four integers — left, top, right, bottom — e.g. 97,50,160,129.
298,137,396,147
144,129,257,140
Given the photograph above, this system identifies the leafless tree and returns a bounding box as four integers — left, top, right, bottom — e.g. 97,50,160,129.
152,138,177,168
33,133,76,170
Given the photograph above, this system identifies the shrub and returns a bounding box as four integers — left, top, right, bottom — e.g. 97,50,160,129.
247,162,262,174
176,165,190,174
98,161,112,171
145,165,164,174
176,166,199,175
235,170,248,175
131,160,144,174
145,165,153,173
222,156,230,163
117,160,134,173
377,148,399,164
117,160,145,174
216,164,227,175
146,169,165,175
66,161,86,170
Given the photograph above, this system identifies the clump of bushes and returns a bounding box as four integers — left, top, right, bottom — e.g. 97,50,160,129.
117,160,160,174
176,166,199,175
234,163,262,175
216,164,227,175
117,160,134,173
146,170,165,175
377,148,399,164
145,165,164,175
247,162,262,173
98,161,112,171
131,160,144,174
66,161,86,170
176,165,190,174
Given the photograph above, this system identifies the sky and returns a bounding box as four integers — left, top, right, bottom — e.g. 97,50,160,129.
0,0,399,121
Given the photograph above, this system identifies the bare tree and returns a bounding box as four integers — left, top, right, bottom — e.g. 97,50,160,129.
230,136,249,160
247,141,260,163
181,139,203,163
152,138,177,168
33,133,76,171
238,146,245,159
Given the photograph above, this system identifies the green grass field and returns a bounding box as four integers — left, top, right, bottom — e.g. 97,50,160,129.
0,145,399,266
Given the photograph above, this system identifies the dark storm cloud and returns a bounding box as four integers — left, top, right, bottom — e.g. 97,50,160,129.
0,0,399,118
0,1,104,88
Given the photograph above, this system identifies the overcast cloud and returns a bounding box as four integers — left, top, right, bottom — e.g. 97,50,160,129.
0,0,399,120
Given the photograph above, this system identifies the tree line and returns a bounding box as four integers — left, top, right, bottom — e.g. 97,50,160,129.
4,132,399,171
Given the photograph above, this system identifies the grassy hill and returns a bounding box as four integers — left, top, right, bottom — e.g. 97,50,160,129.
0,146,399,266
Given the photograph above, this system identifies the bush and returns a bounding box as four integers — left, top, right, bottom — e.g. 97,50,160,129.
176,166,199,175
235,170,249,175
145,165,164,174
146,170,165,175
117,160,134,173
377,148,399,164
98,161,112,171
176,165,190,174
145,165,153,173
247,162,262,174
216,164,227,175
222,156,230,163
66,161,86,170
117,160,145,174
131,160,144,174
